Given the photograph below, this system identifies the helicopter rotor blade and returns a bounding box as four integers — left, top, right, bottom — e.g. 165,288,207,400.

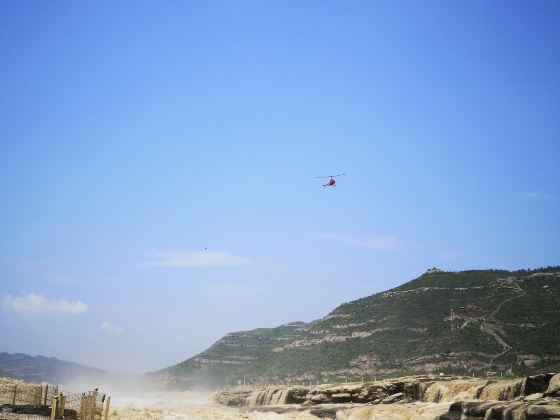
316,173,347,178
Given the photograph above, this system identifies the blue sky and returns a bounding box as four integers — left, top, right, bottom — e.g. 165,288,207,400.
1,1,559,373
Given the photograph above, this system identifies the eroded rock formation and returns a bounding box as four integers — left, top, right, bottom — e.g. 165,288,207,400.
215,372,560,419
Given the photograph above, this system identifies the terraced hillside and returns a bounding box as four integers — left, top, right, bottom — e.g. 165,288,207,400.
152,267,560,389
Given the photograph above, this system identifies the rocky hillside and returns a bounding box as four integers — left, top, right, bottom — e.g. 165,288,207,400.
152,267,560,389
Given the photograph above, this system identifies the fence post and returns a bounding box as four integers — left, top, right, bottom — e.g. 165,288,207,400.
12,384,18,405
37,385,42,407
80,394,85,419
58,393,66,417
86,395,91,420
33,385,40,407
87,394,93,420
44,384,49,406
50,396,58,420
92,390,98,419
82,393,92,420
92,393,97,420
103,396,111,420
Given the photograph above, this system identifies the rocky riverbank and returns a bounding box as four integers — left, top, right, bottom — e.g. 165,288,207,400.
215,372,560,419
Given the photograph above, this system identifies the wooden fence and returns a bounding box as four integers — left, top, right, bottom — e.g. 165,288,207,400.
0,382,111,419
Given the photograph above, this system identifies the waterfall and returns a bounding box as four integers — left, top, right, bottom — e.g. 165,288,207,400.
246,387,292,407
270,387,291,405
246,389,261,407
416,381,435,401
423,380,489,402
421,379,524,403
478,380,523,401
263,388,275,405
244,377,527,409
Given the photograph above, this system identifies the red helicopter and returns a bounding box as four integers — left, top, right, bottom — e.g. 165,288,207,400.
316,173,346,187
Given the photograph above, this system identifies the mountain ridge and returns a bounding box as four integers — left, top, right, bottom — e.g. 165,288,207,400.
0,352,110,384
151,266,560,389
0,352,142,390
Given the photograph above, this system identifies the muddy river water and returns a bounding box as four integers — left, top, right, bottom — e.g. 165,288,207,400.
108,391,450,420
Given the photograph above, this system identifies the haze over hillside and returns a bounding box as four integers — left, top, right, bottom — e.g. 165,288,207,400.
152,267,560,389
0,352,108,384
0,352,144,392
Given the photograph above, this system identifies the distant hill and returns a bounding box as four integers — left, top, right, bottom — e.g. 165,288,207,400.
151,266,560,389
0,352,109,385
0,353,142,390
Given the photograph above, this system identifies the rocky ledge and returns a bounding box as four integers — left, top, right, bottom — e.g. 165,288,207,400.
438,399,560,419
215,372,560,419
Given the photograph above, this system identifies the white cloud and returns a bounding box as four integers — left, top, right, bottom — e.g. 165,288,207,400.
202,283,263,297
321,234,406,251
145,250,252,268
524,191,555,201
2,293,88,316
100,321,124,335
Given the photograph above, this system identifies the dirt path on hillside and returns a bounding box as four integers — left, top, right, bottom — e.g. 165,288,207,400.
480,278,526,366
